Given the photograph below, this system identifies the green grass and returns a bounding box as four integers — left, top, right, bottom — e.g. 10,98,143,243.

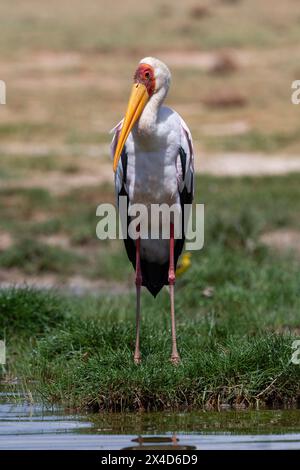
1,0,300,57
3,239,300,410
1,0,300,411
2,174,300,281
203,129,300,153
4,282,300,411
86,408,300,435
1,174,300,410
0,239,83,275
0,123,59,141
1,0,300,160
0,155,81,174
0,287,67,337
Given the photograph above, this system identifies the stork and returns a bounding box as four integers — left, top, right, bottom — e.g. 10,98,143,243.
111,57,194,364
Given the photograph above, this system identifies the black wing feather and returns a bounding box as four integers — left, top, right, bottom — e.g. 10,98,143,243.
116,139,194,297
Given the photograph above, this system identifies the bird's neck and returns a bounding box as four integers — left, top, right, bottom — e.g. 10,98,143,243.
134,87,167,137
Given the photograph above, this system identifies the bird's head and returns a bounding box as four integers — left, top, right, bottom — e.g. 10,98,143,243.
113,57,171,172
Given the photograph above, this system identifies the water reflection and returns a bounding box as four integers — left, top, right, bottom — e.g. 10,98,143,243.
0,398,300,450
122,435,196,450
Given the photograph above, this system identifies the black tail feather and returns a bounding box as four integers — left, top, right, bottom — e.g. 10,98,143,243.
118,159,187,297
140,259,169,297
123,236,184,297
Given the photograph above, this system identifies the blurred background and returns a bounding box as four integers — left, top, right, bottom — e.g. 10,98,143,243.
0,0,300,292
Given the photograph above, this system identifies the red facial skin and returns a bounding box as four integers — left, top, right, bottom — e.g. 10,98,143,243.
134,63,156,97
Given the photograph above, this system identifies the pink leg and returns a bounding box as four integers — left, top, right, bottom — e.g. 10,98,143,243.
169,223,180,364
134,229,142,364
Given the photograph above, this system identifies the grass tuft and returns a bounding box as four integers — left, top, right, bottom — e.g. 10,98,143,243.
0,239,83,275
1,174,300,410
0,287,67,337
26,316,300,411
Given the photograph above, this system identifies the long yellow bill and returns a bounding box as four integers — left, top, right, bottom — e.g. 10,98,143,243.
113,83,149,172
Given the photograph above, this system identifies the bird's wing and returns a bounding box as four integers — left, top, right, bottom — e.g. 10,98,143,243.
110,119,123,160
172,117,195,267
177,116,194,202
110,119,126,198
110,120,136,276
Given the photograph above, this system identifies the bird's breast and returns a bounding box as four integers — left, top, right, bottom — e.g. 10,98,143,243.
127,128,179,207
130,156,178,205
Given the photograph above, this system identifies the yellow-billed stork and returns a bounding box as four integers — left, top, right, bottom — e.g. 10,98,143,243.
111,57,194,364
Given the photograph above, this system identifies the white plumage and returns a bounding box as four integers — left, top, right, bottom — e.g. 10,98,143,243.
111,58,194,264
110,57,194,363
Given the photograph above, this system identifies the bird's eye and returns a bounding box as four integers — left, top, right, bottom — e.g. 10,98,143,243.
145,72,150,79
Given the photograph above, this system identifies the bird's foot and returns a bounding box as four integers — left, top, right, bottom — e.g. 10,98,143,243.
134,354,142,365
170,354,181,365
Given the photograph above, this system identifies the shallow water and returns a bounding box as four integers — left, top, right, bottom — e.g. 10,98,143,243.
1,400,300,450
